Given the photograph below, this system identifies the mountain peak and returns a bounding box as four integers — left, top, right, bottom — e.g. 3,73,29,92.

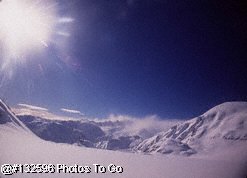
203,101,247,117
135,102,247,155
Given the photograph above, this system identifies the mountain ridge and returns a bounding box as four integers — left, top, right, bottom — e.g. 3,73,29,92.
1,100,246,156
134,102,247,155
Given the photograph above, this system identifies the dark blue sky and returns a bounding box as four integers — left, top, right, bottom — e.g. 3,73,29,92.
1,0,247,119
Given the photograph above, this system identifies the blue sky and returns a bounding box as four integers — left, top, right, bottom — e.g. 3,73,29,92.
0,0,246,119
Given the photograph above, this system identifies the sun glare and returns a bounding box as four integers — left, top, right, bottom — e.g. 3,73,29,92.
0,0,57,59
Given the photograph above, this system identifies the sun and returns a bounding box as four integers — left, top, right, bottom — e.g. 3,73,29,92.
0,0,57,59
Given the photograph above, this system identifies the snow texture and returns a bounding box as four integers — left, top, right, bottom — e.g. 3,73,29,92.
1,100,247,178
135,102,247,156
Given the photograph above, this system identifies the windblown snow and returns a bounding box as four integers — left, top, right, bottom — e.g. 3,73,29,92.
0,100,247,178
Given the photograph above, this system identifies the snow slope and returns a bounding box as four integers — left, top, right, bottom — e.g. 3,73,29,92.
1,100,247,177
0,99,30,132
0,120,246,178
135,102,247,156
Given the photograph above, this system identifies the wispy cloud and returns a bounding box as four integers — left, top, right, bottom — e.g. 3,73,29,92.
14,104,81,121
18,104,48,111
60,108,84,116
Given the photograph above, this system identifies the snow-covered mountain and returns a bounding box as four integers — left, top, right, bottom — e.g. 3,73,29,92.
11,101,247,156
15,115,144,150
1,100,247,178
135,102,247,155
13,105,178,151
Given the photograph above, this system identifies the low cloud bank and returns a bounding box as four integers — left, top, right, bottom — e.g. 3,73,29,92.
97,114,181,138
